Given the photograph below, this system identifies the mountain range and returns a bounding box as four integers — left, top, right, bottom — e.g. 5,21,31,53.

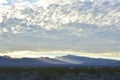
0,55,120,67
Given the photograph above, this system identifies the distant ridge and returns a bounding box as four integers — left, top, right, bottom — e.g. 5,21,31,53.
0,55,120,67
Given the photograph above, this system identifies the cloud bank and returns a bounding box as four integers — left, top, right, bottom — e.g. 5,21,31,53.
0,0,120,58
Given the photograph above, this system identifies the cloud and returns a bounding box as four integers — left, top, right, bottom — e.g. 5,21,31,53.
0,0,8,4
0,0,120,57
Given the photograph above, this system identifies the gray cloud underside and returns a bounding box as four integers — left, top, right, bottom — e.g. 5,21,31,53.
0,0,120,53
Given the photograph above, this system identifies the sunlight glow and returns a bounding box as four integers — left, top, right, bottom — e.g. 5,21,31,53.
0,51,120,60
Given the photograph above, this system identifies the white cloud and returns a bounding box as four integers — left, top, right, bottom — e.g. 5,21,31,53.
0,0,8,4
0,16,3,23
0,0,120,58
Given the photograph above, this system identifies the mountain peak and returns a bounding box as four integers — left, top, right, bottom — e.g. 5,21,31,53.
0,55,119,67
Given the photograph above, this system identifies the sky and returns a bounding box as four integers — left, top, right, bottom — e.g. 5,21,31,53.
0,0,120,60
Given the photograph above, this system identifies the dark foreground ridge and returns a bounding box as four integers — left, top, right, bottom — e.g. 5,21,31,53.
0,67,120,80
0,55,120,67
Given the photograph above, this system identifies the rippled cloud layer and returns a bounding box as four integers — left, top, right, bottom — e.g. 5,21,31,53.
0,0,120,58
